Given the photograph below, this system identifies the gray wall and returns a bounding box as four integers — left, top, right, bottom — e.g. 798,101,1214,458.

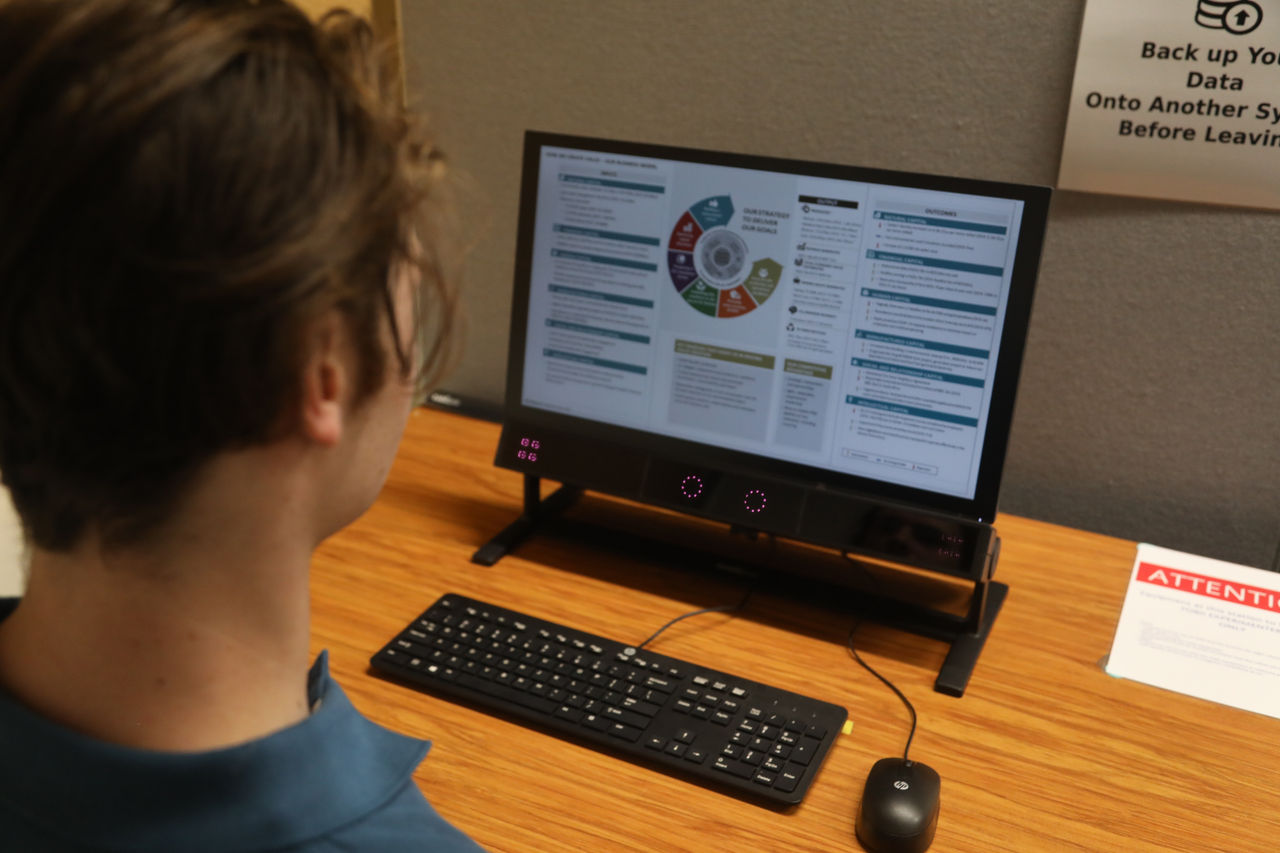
402,1,1279,569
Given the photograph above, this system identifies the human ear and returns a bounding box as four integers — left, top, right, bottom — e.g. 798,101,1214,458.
299,312,348,447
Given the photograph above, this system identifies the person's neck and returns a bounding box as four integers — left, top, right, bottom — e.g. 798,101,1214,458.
0,449,324,752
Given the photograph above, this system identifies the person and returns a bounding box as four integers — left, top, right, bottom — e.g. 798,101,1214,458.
0,1,483,849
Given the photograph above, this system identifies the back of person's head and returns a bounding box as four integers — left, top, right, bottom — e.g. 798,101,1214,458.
0,0,456,553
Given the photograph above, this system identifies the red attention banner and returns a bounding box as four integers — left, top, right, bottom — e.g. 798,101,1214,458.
1137,563,1280,615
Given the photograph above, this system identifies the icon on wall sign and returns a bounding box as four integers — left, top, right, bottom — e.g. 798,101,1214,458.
1196,0,1262,34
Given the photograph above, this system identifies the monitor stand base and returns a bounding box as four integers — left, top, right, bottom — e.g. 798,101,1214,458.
471,477,582,566
472,476,1003,697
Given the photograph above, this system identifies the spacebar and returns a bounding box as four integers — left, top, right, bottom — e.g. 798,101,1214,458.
452,672,558,715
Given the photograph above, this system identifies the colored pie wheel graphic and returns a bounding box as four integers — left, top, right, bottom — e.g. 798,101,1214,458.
667,195,781,318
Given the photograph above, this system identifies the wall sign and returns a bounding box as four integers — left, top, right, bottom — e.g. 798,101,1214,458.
1059,0,1280,209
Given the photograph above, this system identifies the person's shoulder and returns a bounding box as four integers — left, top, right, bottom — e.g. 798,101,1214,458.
297,663,485,851
309,777,486,852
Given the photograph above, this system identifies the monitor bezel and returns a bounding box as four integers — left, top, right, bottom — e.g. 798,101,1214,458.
502,131,1049,524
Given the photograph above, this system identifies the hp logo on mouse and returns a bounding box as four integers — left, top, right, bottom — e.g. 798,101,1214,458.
893,781,910,791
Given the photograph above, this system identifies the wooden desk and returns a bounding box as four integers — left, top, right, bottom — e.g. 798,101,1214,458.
311,408,1280,852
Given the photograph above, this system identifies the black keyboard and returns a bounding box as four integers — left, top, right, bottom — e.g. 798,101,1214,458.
371,593,848,806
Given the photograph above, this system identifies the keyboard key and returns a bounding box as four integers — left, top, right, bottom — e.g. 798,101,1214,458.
712,756,754,779
455,672,555,714
644,675,675,692
554,705,583,724
603,705,648,728
607,722,642,742
621,697,661,717
790,739,816,765
775,767,802,793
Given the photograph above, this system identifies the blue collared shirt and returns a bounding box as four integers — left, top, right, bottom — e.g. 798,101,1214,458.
0,598,485,852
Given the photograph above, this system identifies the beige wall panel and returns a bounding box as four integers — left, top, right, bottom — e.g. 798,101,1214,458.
399,1,1278,570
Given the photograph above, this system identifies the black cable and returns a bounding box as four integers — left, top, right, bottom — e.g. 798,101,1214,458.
841,551,918,763
636,584,755,651
636,533,777,650
847,619,918,762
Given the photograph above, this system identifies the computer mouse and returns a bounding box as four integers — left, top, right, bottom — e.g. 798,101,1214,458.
855,756,941,853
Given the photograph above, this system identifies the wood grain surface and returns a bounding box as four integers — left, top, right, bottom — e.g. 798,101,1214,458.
310,408,1280,852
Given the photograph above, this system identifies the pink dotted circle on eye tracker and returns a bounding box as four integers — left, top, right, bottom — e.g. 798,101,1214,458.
743,489,767,513
680,475,704,500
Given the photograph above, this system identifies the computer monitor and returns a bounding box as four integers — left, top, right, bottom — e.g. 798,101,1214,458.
493,131,1049,579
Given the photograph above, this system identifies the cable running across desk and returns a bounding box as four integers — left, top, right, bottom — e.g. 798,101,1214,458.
841,551,918,762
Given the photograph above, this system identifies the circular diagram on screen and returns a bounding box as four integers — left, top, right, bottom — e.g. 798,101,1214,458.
667,195,781,318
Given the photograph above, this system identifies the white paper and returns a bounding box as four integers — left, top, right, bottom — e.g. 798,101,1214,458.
1059,0,1280,209
1106,543,1280,718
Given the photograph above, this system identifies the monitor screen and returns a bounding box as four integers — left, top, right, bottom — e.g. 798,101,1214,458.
498,132,1049,548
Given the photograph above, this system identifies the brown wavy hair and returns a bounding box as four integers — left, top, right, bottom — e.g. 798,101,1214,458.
0,0,458,550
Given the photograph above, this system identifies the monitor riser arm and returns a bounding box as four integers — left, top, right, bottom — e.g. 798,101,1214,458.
472,474,1005,697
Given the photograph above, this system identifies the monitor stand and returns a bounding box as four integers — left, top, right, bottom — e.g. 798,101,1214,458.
473,474,1006,698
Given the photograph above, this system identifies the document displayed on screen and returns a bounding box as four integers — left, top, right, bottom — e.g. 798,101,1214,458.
520,145,1026,501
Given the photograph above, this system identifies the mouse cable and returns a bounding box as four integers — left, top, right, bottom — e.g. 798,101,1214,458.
841,551,918,763
635,533,777,651
635,584,756,651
